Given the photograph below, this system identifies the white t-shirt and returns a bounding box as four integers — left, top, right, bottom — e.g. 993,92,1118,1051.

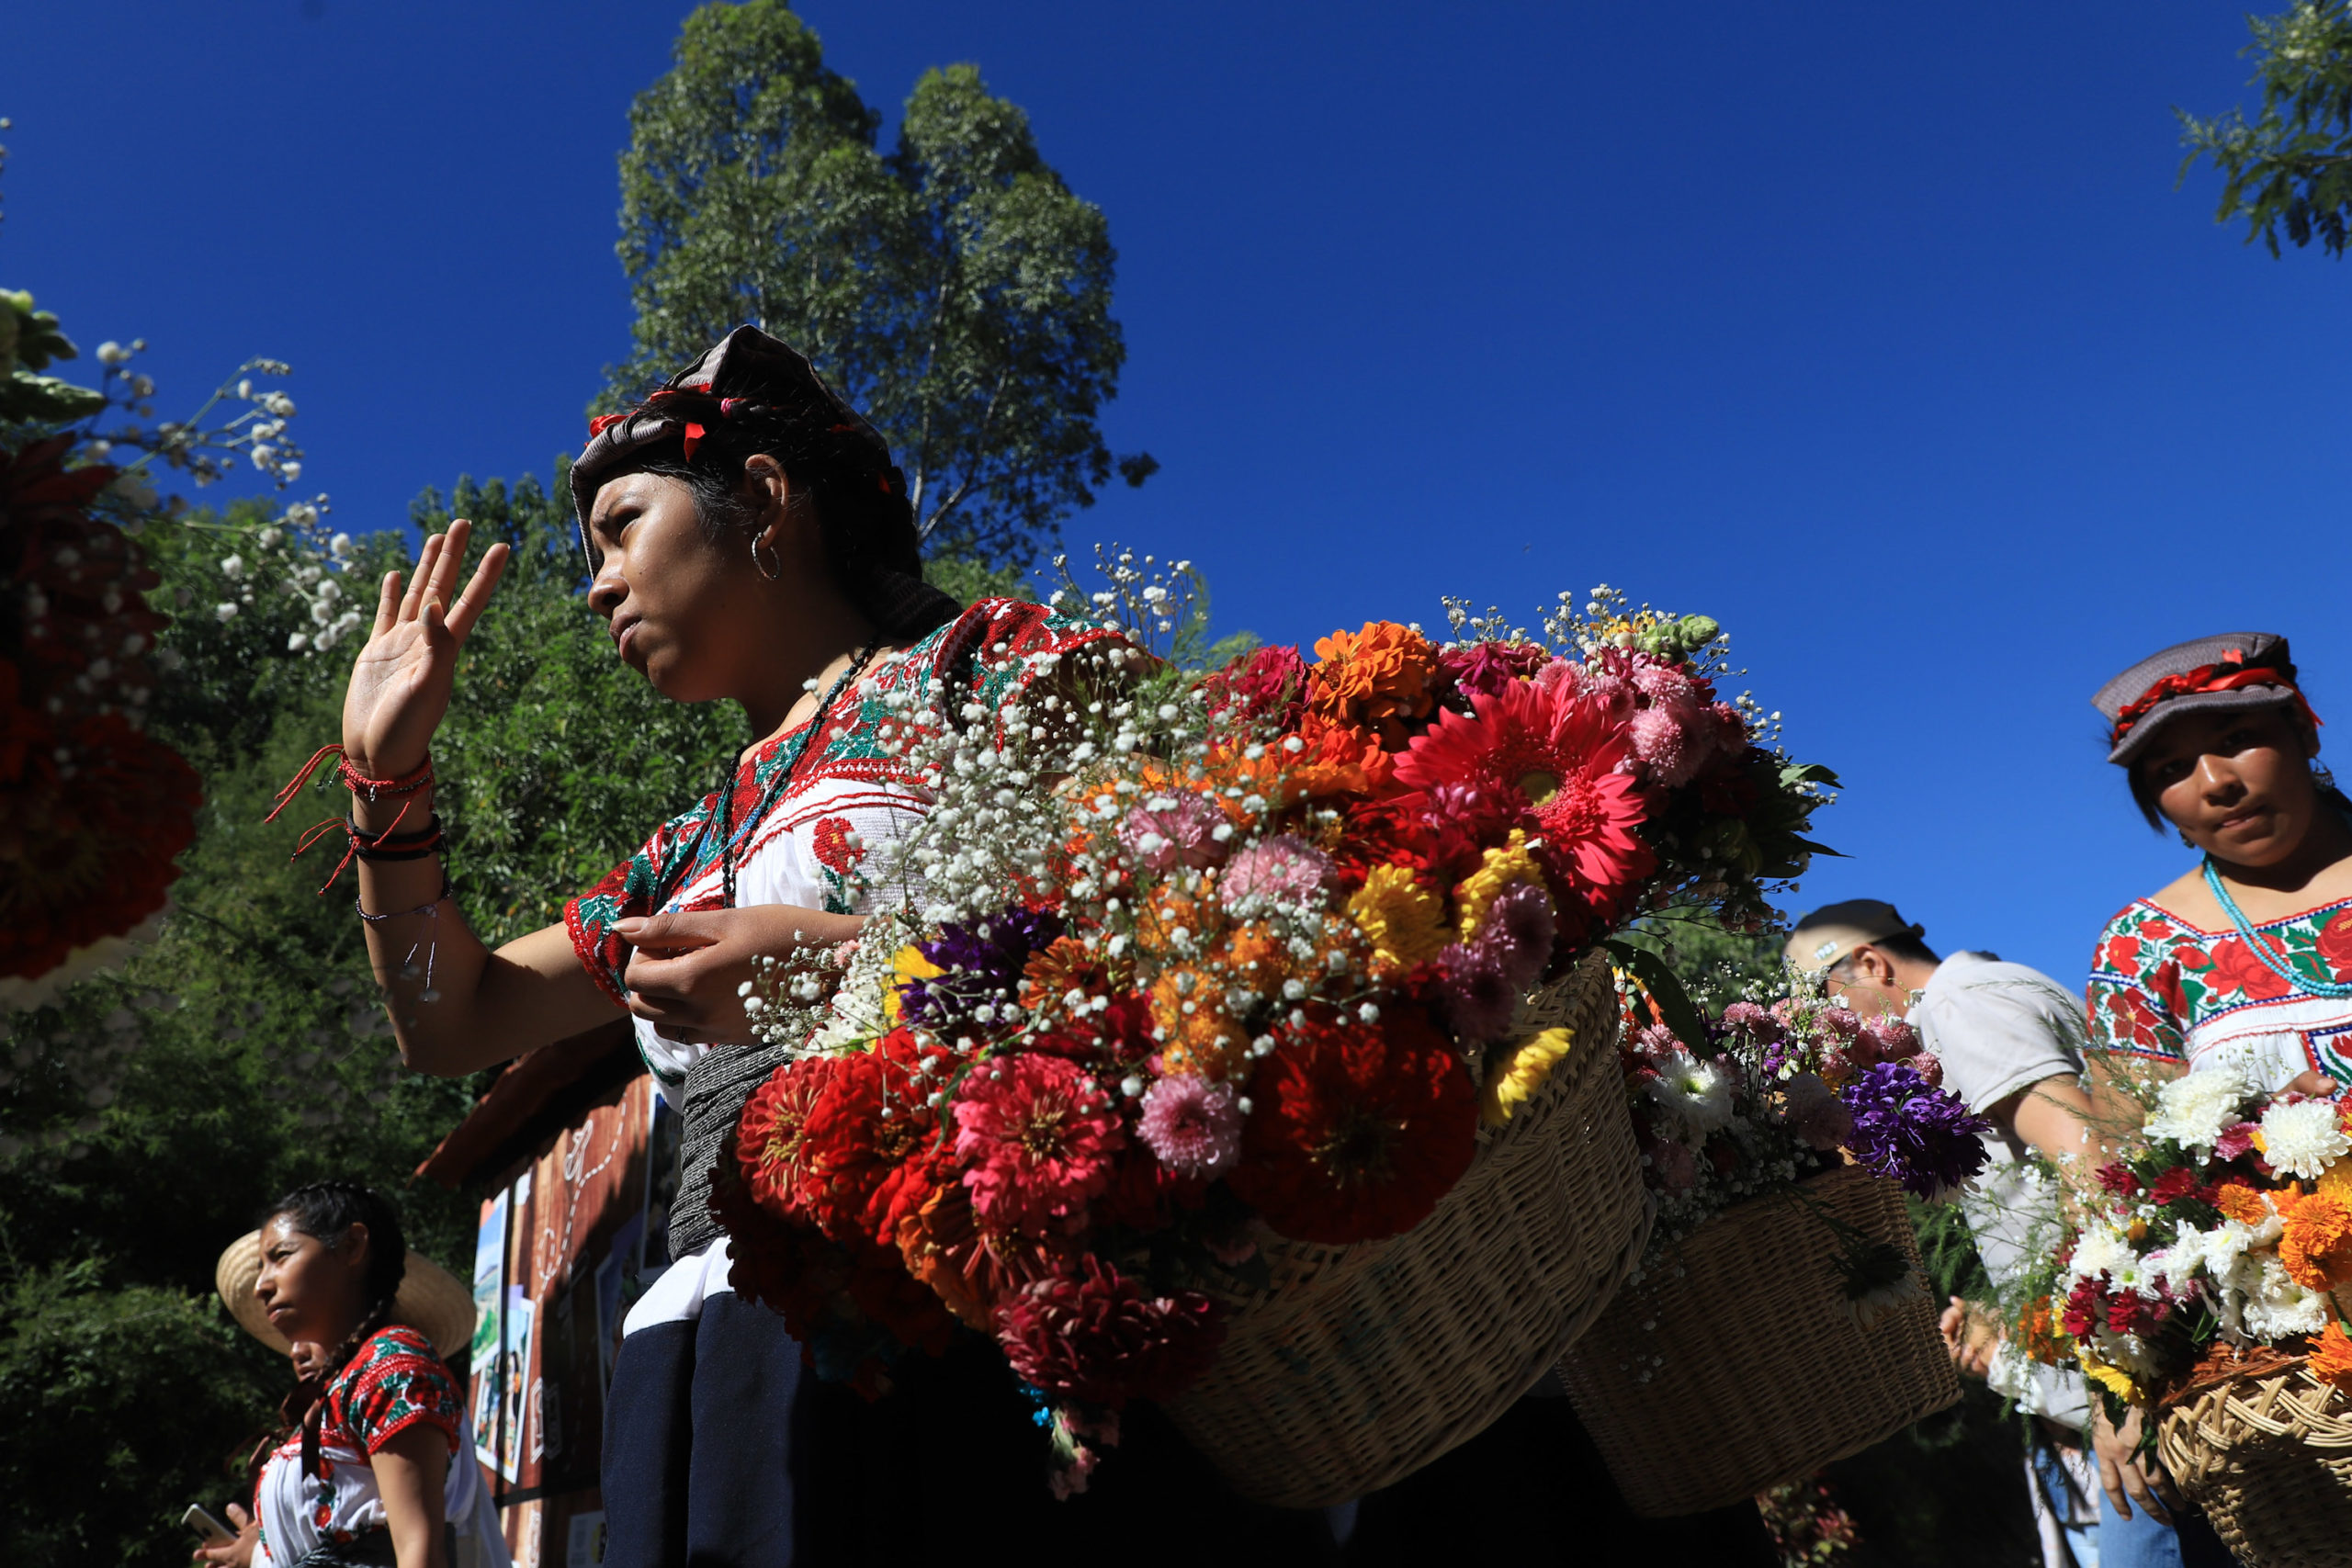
1913,951,2092,1427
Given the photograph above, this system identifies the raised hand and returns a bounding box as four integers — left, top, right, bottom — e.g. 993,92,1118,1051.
341,518,511,777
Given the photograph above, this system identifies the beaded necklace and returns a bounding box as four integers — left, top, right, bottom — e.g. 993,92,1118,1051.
2201,856,2352,1000
712,638,883,908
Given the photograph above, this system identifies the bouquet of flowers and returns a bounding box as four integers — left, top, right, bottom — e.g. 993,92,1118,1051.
2046,1069,2352,1404
1555,976,1989,1516
2023,1069,2352,1566
1616,978,1991,1312
717,571,1835,1488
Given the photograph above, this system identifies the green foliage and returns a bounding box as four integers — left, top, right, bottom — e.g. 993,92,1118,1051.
2179,0,2352,256
611,0,1142,570
0,288,105,423
0,1262,283,1565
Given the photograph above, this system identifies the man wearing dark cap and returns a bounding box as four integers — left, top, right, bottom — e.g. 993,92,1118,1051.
1785,903,2222,1568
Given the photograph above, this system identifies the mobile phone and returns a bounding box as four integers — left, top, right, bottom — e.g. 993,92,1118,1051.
183,1505,235,1545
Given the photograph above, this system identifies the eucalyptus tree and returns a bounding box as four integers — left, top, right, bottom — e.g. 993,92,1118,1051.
611,0,1149,570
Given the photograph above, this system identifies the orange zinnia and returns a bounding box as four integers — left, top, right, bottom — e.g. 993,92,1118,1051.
1308,622,1441,749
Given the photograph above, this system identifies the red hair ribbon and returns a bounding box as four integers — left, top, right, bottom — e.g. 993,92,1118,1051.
2111,660,2323,746
588,412,626,438
681,422,707,460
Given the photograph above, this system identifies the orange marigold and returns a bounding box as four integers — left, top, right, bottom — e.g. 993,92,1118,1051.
2312,1320,2352,1392
1021,935,1131,1014
2212,1179,2273,1228
1308,622,1440,749
2281,1189,2352,1290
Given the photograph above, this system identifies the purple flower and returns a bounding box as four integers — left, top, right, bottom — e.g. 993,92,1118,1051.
900,906,1064,1033
1839,1061,1990,1200
1480,883,1555,989
1136,1075,1244,1177
1219,834,1332,916
1119,793,1228,873
1440,939,1518,1043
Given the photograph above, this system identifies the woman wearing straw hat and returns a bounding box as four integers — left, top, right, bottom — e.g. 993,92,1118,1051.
207,1182,504,1568
2087,632,2352,1097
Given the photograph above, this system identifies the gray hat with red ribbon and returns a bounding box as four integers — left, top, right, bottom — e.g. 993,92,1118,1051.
2092,631,2319,766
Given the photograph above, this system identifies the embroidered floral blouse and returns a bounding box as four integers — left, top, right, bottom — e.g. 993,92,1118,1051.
254,1325,468,1565
2086,897,2352,1090
564,598,1125,1100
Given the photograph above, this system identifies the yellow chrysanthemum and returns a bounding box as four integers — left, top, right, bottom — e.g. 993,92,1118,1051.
1454,829,1547,940
1348,863,1449,970
884,944,944,1024
2076,1348,2142,1404
1480,1027,1574,1127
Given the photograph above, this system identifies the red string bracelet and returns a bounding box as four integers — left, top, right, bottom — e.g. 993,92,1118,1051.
265,744,435,827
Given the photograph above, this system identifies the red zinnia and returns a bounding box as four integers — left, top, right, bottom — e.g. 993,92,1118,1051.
1393,682,1653,911
797,1032,957,1246
952,1053,1125,1235
736,1058,842,1222
1230,1006,1476,1246
994,1257,1226,1407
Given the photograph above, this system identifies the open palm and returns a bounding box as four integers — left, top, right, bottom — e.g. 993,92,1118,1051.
342,517,512,777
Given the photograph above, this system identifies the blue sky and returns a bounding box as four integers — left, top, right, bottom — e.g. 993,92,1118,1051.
7,1,2348,986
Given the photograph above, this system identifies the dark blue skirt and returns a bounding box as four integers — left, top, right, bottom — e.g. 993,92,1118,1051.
601,1291,1342,1567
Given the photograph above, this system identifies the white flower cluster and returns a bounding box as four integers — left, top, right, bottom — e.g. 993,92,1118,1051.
85,343,307,490
204,492,365,653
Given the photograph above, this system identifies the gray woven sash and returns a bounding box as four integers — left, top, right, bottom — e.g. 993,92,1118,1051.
668,1037,797,1259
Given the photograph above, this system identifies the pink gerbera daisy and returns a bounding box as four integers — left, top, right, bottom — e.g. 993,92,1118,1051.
953,1055,1125,1235
1394,681,1653,907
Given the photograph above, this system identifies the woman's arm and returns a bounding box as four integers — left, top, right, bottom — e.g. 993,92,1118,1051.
337,521,616,1075
369,1427,450,1568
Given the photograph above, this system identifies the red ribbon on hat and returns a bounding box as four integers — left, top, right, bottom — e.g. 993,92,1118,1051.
2110,650,2321,747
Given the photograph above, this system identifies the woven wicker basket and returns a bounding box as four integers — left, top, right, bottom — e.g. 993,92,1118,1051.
2156,1345,2352,1568
1162,950,1650,1508
1555,1163,1959,1517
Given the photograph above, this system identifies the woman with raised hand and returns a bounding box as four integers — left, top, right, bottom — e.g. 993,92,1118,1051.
2087,632,2352,1097
323,327,1331,1564
204,1183,492,1568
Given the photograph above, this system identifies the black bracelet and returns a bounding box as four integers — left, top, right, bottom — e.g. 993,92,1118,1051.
350,814,445,863
348,812,442,847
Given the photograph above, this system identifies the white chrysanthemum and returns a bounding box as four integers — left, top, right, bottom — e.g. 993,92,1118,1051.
2066,1219,2138,1287
2143,1224,2212,1292
2235,1255,2329,1340
2143,1066,2252,1151
1645,1050,1735,1134
2258,1096,2351,1180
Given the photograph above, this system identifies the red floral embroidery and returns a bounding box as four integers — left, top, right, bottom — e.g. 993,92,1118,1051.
2204,937,2296,1002
812,816,865,876
2318,911,2352,981
2100,933,2140,974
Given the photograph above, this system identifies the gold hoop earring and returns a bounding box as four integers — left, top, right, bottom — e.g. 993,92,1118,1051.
752,538,785,581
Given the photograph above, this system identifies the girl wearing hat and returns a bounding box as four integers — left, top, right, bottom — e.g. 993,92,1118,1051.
2086,632,2352,1096
324,329,1328,1561
206,1182,502,1568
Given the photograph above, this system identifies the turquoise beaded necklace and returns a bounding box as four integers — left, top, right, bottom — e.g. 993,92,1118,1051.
2200,856,2352,999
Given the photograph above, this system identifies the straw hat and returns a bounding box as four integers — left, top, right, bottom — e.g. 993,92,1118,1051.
214,1230,476,1359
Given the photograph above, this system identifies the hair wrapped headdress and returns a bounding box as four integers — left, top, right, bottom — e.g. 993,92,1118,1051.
570,325,956,637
